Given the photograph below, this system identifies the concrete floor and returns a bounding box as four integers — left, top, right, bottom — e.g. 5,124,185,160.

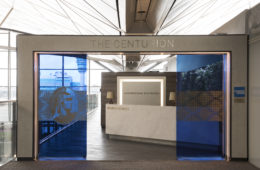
87,108,177,160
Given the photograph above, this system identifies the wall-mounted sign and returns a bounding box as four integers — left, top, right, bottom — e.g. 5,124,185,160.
117,76,166,106
234,86,245,103
234,87,245,97
89,39,174,49
122,82,161,106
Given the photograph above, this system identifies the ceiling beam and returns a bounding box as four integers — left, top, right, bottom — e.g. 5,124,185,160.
93,61,114,72
61,0,103,34
121,54,125,71
64,0,124,33
0,27,32,34
82,0,120,31
137,55,147,70
139,54,175,67
56,0,82,34
143,61,163,72
116,0,122,35
154,0,176,35
0,45,16,51
0,8,13,27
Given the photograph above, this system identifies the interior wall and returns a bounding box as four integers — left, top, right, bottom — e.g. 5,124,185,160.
212,10,247,34
249,33,260,168
100,72,176,128
212,3,260,167
212,3,260,35
248,5,260,167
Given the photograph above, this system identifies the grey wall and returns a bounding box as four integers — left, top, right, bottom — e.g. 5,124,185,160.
212,11,247,34
211,3,260,167
212,3,260,35
249,33,260,168
17,35,247,160
248,5,260,167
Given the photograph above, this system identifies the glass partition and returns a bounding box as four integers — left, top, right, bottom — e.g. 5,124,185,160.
0,29,18,166
0,101,16,166
176,54,226,160
38,54,87,160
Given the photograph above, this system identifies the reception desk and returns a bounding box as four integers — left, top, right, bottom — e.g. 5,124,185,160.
106,104,176,144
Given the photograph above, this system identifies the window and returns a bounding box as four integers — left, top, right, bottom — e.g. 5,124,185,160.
0,31,17,101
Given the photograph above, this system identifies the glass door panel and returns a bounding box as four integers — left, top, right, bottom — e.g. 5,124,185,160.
176,54,225,160
38,54,87,160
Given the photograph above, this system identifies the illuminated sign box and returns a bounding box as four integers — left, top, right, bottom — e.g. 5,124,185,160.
117,76,166,106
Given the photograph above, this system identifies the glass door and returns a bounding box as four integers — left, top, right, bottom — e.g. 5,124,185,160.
176,54,227,160
37,54,87,160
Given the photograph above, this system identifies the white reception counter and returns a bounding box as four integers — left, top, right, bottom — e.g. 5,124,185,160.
106,104,176,143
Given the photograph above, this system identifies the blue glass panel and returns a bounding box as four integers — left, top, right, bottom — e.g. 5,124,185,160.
38,54,87,160
176,54,224,160
222,54,227,156
64,70,87,87
64,56,78,69
40,54,62,69
39,70,63,87
64,55,87,70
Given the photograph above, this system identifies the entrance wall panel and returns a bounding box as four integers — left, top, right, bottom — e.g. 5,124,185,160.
17,35,247,159
249,34,260,167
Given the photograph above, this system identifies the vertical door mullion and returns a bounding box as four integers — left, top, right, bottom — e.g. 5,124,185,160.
62,55,64,86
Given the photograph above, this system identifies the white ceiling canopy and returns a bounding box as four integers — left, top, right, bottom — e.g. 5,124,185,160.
0,0,259,35
0,0,121,35
158,0,260,35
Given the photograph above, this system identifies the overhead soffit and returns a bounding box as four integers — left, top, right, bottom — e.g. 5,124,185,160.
135,0,151,22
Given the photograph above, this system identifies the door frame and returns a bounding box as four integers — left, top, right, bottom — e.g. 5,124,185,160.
33,51,230,160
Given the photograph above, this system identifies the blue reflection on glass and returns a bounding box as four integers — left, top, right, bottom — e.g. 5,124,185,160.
178,157,224,161
176,54,224,160
40,54,62,69
38,54,87,160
